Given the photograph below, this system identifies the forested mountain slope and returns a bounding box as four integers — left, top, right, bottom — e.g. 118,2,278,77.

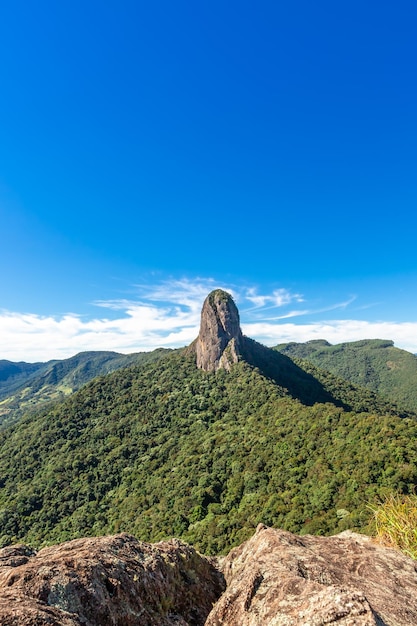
1,348,416,555
275,339,417,413
0,348,170,427
0,291,416,556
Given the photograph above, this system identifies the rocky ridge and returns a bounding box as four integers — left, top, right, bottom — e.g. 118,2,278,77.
2,525,417,625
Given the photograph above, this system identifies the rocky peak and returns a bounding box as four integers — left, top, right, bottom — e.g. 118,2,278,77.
194,289,243,371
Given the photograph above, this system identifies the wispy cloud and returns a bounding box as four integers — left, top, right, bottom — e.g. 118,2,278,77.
0,279,416,361
244,287,304,310
258,296,358,321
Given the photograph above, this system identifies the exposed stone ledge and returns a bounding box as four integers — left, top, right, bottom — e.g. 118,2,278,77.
2,525,417,625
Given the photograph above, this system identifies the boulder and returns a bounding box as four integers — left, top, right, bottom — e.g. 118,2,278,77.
0,533,225,625
206,524,417,625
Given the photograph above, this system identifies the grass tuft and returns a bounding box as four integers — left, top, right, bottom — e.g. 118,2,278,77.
369,494,417,559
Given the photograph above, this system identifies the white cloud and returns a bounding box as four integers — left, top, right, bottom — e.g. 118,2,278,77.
0,278,222,361
1,280,417,361
0,305,201,362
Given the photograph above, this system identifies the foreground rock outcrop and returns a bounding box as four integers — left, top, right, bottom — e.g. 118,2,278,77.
192,289,243,371
0,534,224,625
207,524,417,625
1,526,417,625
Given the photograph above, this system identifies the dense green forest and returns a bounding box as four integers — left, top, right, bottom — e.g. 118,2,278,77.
1,347,416,555
275,339,417,413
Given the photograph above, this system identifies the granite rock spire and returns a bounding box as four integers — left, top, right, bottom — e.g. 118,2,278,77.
194,290,243,371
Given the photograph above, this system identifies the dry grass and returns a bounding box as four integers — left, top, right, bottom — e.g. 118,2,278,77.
369,494,417,559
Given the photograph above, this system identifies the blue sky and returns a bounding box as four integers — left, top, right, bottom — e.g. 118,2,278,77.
1,1,416,361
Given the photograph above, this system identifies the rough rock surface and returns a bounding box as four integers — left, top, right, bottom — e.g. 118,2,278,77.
193,289,243,371
2,527,417,625
0,533,224,626
205,523,417,626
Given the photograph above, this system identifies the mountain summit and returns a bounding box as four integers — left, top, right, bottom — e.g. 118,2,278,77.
193,289,243,371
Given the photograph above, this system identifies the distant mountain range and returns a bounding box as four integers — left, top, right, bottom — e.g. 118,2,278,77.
0,291,416,555
0,349,171,427
2,336,415,428
274,339,417,414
